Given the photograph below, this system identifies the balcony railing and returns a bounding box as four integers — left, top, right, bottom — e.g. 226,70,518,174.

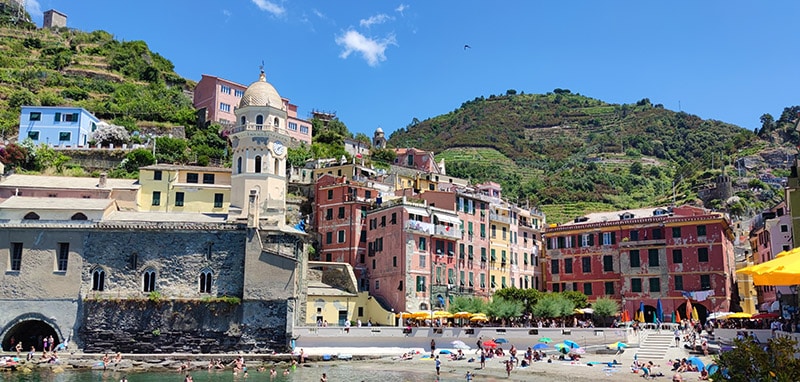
434,225,462,239
226,122,290,135
489,212,511,224
405,220,434,235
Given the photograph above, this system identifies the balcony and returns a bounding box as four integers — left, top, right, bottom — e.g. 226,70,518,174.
405,220,434,235
489,212,510,224
618,238,667,248
226,122,289,135
434,225,462,239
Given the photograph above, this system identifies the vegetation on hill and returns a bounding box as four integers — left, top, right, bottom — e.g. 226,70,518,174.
389,89,790,222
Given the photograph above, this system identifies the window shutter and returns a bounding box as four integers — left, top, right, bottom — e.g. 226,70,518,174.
588,234,594,246
54,112,61,122
72,113,79,121
611,232,616,244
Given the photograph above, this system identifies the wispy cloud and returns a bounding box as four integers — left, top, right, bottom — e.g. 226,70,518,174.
360,13,391,28
312,9,327,20
222,9,232,22
335,30,396,67
26,0,41,18
395,4,409,15
251,0,285,17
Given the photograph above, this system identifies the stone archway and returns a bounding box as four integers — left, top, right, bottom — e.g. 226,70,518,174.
1,315,61,352
676,302,710,323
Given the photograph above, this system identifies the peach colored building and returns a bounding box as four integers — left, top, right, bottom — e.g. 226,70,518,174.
0,174,138,209
193,74,312,145
393,148,444,173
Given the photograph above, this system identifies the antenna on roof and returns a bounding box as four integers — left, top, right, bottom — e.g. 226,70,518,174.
259,60,264,72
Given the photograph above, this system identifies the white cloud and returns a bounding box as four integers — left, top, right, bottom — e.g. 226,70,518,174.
251,0,285,17
313,9,327,20
395,4,409,15
222,9,232,21
335,30,396,67
26,0,42,17
360,13,391,28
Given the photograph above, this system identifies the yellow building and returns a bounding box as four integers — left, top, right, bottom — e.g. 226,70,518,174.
305,261,396,326
137,164,231,213
489,204,512,291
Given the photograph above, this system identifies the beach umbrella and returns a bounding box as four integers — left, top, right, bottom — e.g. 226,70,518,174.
470,315,488,322
607,342,628,349
621,310,630,322
656,299,664,323
639,301,646,323
451,340,470,350
708,312,734,320
433,311,454,319
687,356,705,371
453,311,472,319
563,340,580,349
675,310,682,322
570,347,586,355
538,337,552,343
751,312,779,319
725,312,752,319
555,344,570,354
483,340,498,349
439,349,452,355
533,343,549,350
494,338,508,344
737,247,800,285
692,306,699,321
685,299,693,321
581,308,594,314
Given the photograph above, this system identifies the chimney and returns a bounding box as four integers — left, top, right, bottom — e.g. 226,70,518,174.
99,172,107,188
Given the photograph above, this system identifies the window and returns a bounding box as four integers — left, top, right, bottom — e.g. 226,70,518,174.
551,259,559,274
71,212,87,220
602,232,615,245
391,213,397,224
672,249,683,264
416,276,426,292
27,131,39,140
220,103,231,112
300,125,309,134
582,257,591,273
480,273,486,288
24,212,40,220
781,225,789,232
213,193,223,208
326,208,333,220
674,275,683,291
700,275,711,290
393,256,397,267
381,216,386,227
220,85,231,94
92,268,105,291
630,230,639,241
648,249,659,266
57,243,69,272
10,243,22,271
143,269,156,292
59,132,71,141
29,112,41,121
552,283,560,292
480,224,486,238
288,122,298,131
697,225,707,237
631,278,642,293
199,270,213,293
698,248,709,262
154,170,162,181
419,237,427,251
629,250,640,267
234,89,244,97
583,282,593,296
175,192,185,207
481,248,487,262
649,278,661,292
603,255,613,272
337,230,345,243
203,174,215,184
581,234,591,247
325,232,333,244
327,189,334,200
186,173,199,183
151,191,161,206
419,254,426,268
338,207,345,219
672,227,681,238
604,281,615,295
375,280,380,290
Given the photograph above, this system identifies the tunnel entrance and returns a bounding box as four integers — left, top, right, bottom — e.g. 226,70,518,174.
2,320,60,352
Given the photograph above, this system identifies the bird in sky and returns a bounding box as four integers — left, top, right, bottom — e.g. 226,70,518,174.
464,44,471,50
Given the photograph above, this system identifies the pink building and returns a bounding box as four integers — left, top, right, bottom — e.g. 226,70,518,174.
193,74,312,145
393,148,444,173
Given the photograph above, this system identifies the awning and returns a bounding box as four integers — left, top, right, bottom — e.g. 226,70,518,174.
404,206,430,217
433,212,461,225
760,301,775,312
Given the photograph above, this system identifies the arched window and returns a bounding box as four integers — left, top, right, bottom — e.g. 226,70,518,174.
71,212,87,220
92,268,105,291
23,212,40,220
240,116,246,126
199,270,213,293
274,158,280,175
273,117,280,127
237,157,242,174
255,156,262,173
143,268,156,292
256,115,264,127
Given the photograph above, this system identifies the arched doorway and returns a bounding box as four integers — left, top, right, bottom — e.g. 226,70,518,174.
642,304,657,323
1,318,60,352
676,302,709,323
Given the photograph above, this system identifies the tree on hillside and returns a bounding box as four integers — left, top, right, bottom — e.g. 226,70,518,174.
287,143,313,168
123,149,155,173
371,148,397,164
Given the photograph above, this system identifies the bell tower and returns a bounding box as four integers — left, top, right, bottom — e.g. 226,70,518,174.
228,69,291,226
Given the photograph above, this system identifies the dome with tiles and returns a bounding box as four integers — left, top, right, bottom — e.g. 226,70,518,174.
238,70,283,109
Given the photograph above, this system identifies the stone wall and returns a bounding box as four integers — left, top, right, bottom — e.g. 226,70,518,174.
80,300,244,353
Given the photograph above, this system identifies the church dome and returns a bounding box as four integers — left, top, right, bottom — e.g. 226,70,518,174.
375,127,384,134
239,70,283,109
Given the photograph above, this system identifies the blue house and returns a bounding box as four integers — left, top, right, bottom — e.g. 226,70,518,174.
18,106,99,147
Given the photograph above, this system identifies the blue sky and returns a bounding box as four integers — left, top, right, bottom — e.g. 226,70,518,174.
25,1,800,138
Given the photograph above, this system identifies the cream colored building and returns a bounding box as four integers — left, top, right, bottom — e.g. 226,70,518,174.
137,164,231,213
305,262,395,326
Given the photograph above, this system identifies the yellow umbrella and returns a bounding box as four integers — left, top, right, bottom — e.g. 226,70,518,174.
413,312,432,319
470,315,488,322
737,247,800,285
637,310,645,323
453,311,472,319
433,311,454,319
574,308,584,314
692,307,699,321
725,312,752,319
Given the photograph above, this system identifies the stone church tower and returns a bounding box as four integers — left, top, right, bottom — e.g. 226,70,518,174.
373,127,386,149
229,69,290,226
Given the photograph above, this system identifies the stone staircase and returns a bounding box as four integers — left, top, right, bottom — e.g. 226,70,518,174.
635,330,674,360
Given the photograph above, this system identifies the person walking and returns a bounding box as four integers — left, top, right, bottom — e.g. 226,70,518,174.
480,350,486,369
435,355,441,376
465,371,473,381
430,339,436,356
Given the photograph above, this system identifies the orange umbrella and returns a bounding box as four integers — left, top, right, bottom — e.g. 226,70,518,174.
685,299,692,321
675,310,682,322
622,310,630,322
